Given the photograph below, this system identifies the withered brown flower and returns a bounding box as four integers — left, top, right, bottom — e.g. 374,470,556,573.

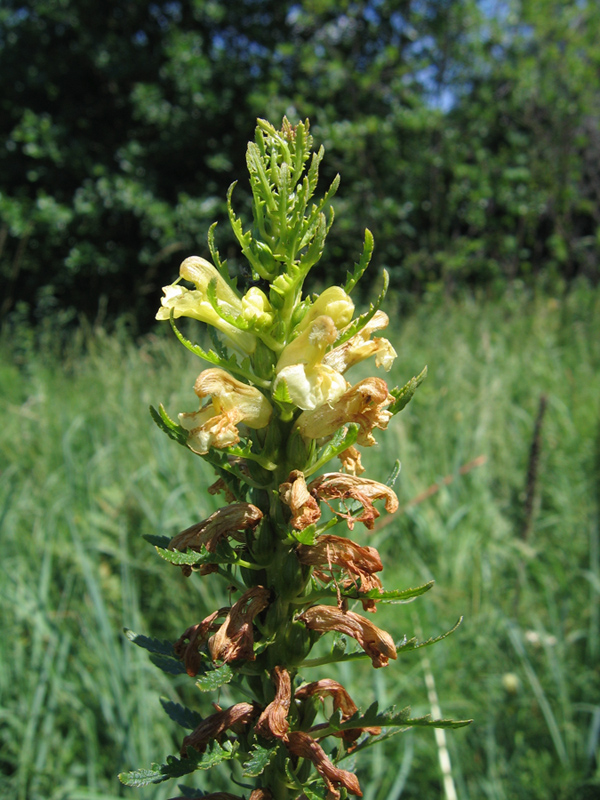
169,503,263,553
296,377,393,446
279,470,321,530
209,586,271,663
296,535,383,611
174,608,229,676
284,730,362,798
307,473,398,530
254,666,291,739
180,702,259,755
338,445,365,475
296,679,382,748
298,605,397,668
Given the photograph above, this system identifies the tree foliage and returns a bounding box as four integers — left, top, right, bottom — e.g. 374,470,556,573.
1,0,599,328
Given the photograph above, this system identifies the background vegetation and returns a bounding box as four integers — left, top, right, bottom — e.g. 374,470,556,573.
2,285,599,798
1,0,600,328
1,0,599,797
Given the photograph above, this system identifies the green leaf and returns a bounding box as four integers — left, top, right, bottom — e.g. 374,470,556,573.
345,228,375,293
389,367,428,416
304,424,360,478
149,653,187,676
396,617,464,653
242,742,279,777
324,701,471,737
160,698,203,730
124,628,175,658
195,662,234,692
288,523,318,546
335,269,389,346
342,580,435,604
118,741,235,786
149,404,188,446
142,533,171,548
300,785,328,800
385,460,402,488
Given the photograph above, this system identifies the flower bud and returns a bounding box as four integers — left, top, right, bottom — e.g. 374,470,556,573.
294,286,355,335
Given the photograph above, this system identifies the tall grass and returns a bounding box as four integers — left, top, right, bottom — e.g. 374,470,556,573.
1,284,599,798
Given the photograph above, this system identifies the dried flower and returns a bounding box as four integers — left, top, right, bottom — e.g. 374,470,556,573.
169,503,263,553
179,369,272,454
296,377,393,446
279,470,321,530
284,730,363,798
296,534,383,611
181,702,259,755
209,586,271,663
338,445,365,475
254,666,291,739
298,605,397,668
174,609,229,676
323,311,397,373
308,472,399,530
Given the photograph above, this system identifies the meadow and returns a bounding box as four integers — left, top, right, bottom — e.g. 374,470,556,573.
1,284,599,800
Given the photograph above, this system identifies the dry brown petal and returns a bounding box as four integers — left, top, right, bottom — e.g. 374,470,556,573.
279,470,321,530
248,791,272,800
296,377,393,447
169,503,263,553
338,445,365,475
173,608,229,676
295,679,358,720
308,473,398,530
254,666,291,739
297,535,383,611
298,605,397,668
284,730,362,798
209,586,271,663
208,477,236,503
181,702,259,755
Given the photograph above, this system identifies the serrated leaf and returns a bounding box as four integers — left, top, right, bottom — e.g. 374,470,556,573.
396,617,463,653
143,533,171,548
195,662,233,692
300,785,328,800
288,523,317,545
150,404,188,446
342,580,435,604
385,460,401,488
149,653,187,676
345,229,374,293
242,742,279,777
323,701,470,736
154,546,207,566
124,629,176,658
272,376,294,405
389,366,428,415
335,269,389,346
119,741,235,787
160,698,203,730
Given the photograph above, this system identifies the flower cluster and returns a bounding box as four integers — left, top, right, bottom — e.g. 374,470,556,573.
121,118,467,799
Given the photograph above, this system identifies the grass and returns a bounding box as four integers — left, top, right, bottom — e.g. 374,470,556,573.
1,283,599,799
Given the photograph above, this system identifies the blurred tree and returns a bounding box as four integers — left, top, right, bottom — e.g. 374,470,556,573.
1,0,599,329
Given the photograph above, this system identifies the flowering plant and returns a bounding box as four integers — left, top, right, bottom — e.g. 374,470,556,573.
120,118,469,800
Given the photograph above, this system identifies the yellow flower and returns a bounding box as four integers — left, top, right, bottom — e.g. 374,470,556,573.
156,256,256,354
179,369,272,454
241,286,275,329
273,316,347,410
294,286,355,335
324,311,397,373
